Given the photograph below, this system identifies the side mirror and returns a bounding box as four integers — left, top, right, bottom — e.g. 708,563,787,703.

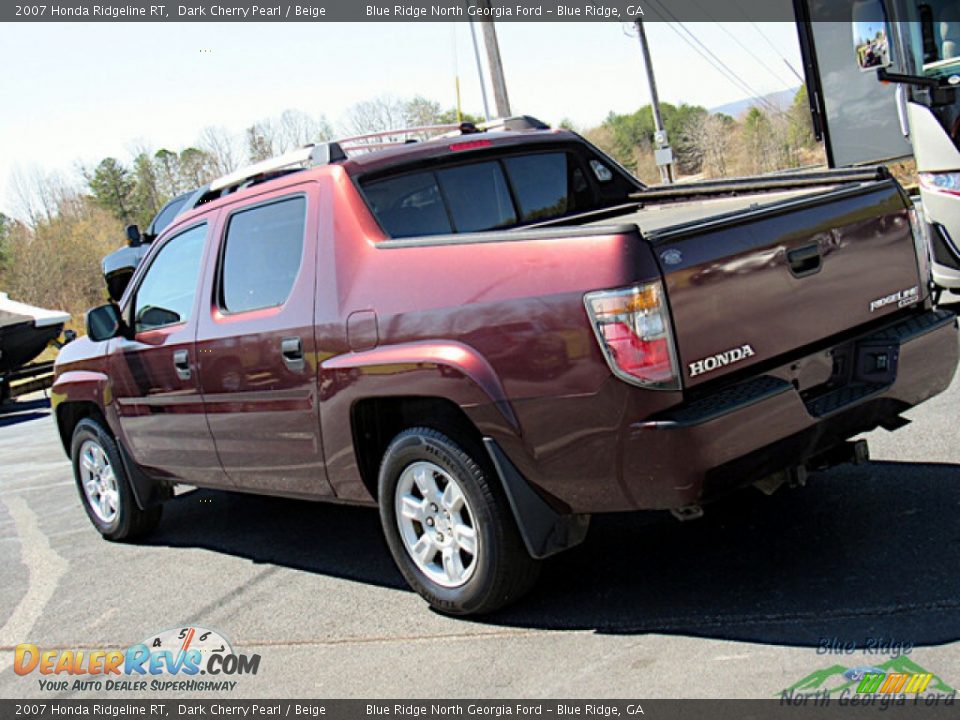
125,224,142,247
86,304,124,342
852,0,893,72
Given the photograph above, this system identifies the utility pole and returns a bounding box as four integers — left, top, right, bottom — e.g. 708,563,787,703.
476,0,511,118
635,20,674,184
467,19,492,121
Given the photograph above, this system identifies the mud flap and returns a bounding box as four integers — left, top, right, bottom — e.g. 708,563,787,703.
116,439,173,510
483,438,590,559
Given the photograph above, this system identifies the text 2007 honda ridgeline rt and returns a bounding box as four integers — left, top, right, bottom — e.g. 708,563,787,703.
53,119,958,614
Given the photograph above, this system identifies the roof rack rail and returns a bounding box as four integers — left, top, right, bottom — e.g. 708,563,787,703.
338,116,552,149
208,142,347,193
206,114,553,197
337,124,463,146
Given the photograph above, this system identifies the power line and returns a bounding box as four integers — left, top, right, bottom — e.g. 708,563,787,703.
670,24,784,114
644,0,782,114
749,21,806,84
726,0,806,84
644,0,784,115
686,0,798,92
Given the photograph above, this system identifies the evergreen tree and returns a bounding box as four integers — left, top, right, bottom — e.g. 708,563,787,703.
87,158,135,222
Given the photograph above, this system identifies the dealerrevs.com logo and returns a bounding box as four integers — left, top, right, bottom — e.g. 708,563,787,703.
15,626,260,693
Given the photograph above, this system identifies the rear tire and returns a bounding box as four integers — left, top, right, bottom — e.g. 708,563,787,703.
71,418,162,541
378,427,540,615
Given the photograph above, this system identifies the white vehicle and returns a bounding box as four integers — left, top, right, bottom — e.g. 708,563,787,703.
797,1,960,294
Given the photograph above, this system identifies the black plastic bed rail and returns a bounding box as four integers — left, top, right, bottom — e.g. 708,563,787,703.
630,166,891,203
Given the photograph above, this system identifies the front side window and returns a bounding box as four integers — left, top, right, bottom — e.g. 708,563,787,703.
134,223,207,333
220,196,306,313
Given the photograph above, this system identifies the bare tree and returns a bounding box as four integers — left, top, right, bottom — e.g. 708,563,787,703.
178,147,215,188
246,120,279,162
681,113,735,179
9,165,75,227
277,109,332,151
341,96,407,138
403,97,442,127
0,187,122,315
198,126,242,176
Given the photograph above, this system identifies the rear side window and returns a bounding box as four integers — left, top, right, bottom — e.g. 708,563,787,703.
220,196,306,313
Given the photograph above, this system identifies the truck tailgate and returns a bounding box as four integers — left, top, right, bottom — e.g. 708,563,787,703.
650,183,923,387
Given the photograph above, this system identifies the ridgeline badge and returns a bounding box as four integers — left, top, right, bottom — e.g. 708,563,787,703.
870,285,919,312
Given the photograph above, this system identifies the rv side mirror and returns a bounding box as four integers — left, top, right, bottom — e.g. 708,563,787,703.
125,224,142,247
86,303,123,342
852,0,893,72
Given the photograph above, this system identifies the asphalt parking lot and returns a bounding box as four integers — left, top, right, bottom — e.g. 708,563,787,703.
3,321,960,699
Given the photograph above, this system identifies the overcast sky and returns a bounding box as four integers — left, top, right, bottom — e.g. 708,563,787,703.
0,20,804,217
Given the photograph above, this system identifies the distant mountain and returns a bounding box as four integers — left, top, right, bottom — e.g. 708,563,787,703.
710,87,801,118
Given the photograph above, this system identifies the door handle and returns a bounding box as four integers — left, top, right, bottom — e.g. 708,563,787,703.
281,336,304,370
787,244,822,278
173,349,191,380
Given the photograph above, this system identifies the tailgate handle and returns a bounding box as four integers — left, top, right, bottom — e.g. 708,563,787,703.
787,244,822,277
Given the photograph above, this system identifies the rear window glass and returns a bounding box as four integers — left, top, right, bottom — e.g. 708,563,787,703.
362,150,613,238
363,172,452,238
220,196,306,313
437,161,516,233
503,153,572,221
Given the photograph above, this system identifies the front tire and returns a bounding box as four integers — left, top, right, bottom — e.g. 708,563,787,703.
71,418,162,541
378,427,540,615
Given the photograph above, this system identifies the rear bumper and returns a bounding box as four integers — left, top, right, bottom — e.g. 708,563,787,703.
620,309,958,510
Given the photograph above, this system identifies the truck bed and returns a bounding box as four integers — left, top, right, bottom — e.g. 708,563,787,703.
588,177,925,388
586,186,828,236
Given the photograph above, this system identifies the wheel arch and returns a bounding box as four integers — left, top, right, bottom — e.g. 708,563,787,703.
53,371,170,511
52,369,113,456
351,396,487,502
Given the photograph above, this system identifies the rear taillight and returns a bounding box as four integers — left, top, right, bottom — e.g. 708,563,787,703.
584,281,680,390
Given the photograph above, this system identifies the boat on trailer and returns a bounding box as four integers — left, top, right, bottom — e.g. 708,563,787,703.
0,292,70,374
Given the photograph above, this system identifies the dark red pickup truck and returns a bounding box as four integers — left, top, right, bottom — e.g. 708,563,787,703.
53,121,958,614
